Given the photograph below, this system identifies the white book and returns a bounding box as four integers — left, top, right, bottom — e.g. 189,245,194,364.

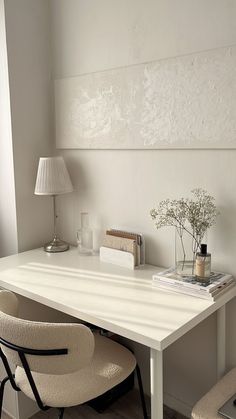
152,280,236,301
152,268,234,294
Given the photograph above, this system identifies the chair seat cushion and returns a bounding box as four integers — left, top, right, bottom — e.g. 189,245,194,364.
192,367,236,419
15,334,136,408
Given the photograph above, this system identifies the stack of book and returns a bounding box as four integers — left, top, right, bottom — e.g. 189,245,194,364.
100,229,145,269
152,268,235,301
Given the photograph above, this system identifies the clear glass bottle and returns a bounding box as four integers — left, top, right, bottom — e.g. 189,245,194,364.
76,212,93,255
195,244,211,282
92,215,103,254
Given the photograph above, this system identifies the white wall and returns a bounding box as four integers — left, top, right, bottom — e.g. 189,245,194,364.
51,0,236,78
50,1,236,416
1,1,54,417
0,0,17,258
4,0,53,253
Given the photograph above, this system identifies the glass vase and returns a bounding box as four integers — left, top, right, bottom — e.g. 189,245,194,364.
175,227,197,277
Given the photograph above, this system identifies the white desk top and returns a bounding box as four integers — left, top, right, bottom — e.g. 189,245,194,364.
0,247,235,351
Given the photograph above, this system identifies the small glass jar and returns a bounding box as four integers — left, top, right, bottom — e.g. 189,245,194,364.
76,212,93,255
195,244,211,282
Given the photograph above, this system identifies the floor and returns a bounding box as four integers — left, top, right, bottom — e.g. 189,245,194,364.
2,390,187,419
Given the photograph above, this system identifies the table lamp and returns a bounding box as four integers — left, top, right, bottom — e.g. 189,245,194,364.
34,156,73,252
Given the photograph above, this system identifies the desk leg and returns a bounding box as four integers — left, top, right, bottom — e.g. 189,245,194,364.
217,305,226,379
150,348,163,419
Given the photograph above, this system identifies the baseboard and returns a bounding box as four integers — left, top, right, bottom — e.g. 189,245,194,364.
164,392,192,418
3,396,39,419
3,407,15,419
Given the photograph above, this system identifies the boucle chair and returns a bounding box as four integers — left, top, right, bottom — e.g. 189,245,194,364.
192,367,236,419
0,290,148,419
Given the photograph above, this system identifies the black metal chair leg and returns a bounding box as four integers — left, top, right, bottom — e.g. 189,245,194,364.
0,377,10,419
58,407,65,419
136,365,148,419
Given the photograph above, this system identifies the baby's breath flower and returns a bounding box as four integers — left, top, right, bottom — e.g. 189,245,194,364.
150,189,219,253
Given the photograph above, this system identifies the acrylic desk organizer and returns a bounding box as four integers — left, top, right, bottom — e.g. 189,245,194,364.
100,247,135,269
99,229,145,270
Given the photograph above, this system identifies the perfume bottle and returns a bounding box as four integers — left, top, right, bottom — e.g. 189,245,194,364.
195,244,211,281
76,212,93,255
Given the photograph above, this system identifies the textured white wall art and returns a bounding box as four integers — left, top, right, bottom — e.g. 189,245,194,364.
55,46,236,149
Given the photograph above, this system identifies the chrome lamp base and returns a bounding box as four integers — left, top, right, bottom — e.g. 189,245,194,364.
44,236,70,253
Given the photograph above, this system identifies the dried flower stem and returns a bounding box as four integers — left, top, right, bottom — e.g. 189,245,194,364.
150,189,219,273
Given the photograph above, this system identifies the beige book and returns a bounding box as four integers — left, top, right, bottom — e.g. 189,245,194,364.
102,234,137,266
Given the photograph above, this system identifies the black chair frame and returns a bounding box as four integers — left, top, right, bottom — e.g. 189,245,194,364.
0,336,148,419
0,336,67,418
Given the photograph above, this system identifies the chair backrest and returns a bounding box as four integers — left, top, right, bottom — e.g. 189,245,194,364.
0,290,95,375
0,290,19,315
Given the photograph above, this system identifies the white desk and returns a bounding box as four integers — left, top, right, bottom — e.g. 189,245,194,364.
0,247,235,419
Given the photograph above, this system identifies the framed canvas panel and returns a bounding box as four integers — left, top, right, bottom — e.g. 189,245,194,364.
55,46,236,149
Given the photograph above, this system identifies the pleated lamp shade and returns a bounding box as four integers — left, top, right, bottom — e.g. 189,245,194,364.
35,157,73,195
